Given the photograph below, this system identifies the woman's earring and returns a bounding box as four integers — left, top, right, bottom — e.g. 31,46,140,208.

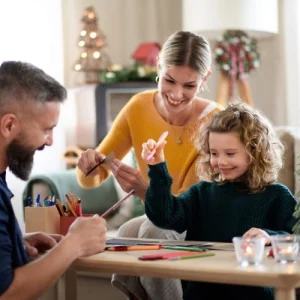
155,76,159,83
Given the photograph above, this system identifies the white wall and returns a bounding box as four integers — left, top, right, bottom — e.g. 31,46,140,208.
0,0,66,230
280,0,300,126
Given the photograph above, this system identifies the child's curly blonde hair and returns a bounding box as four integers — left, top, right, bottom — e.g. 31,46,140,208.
195,101,284,193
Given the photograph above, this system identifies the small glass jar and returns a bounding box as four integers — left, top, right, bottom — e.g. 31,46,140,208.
233,236,266,266
270,235,300,264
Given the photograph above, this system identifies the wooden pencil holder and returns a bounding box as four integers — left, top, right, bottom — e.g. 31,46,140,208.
25,206,60,234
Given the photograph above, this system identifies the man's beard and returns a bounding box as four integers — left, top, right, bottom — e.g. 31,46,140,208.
6,136,45,181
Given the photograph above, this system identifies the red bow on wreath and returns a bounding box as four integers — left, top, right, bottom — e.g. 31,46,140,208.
215,30,261,106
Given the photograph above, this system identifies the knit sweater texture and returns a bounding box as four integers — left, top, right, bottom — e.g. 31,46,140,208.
145,163,297,300
76,90,222,195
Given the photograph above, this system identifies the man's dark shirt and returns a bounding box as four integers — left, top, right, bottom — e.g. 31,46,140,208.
0,172,29,295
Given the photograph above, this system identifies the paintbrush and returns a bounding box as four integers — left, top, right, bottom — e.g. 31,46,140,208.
85,152,115,177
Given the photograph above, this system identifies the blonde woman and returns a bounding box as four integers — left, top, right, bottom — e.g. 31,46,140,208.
77,31,222,300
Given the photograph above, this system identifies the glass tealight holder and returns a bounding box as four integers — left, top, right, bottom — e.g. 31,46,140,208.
270,235,300,264
233,236,266,266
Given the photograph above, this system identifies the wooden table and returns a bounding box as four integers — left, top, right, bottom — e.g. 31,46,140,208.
65,243,300,300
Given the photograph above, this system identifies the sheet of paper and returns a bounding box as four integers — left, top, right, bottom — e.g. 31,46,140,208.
106,238,160,247
106,238,213,248
160,240,213,247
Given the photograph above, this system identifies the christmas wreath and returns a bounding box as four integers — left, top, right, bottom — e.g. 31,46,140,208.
214,30,261,79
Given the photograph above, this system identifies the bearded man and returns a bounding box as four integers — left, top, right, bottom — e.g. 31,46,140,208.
0,61,107,299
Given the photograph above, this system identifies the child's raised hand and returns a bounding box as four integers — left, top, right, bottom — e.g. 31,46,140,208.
141,138,167,165
243,227,271,245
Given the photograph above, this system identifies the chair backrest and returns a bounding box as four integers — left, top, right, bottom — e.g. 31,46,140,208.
23,169,119,215
275,126,300,197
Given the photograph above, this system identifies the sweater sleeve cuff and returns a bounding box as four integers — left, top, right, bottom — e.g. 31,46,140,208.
148,162,173,186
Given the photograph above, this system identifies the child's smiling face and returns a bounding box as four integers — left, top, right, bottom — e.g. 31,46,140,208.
209,131,250,181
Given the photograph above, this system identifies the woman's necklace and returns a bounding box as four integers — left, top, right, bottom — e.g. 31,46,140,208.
174,127,184,144
169,103,194,145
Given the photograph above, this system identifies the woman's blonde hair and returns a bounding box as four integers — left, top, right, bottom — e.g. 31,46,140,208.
158,31,211,78
195,101,284,193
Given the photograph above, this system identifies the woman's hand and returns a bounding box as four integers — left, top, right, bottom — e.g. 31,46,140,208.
141,138,167,165
109,158,148,200
243,227,271,245
77,149,105,176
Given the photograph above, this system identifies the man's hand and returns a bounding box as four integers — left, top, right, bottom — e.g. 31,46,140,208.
109,158,148,200
23,232,63,258
67,215,107,257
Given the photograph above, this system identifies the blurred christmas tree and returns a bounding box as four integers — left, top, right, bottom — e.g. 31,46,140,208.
73,6,111,83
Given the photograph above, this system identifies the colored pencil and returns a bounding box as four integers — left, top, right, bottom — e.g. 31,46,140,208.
146,131,168,160
168,252,215,261
101,189,135,218
85,152,115,177
163,246,207,252
107,245,162,251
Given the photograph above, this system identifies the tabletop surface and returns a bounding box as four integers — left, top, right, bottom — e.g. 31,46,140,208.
72,241,300,289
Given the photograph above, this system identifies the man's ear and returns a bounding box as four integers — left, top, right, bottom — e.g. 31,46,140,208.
0,113,20,138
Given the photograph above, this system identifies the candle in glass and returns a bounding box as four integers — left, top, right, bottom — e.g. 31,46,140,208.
278,246,294,259
242,244,256,263
271,235,300,264
233,237,265,266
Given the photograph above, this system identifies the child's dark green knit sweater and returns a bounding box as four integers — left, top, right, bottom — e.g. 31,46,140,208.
145,162,297,300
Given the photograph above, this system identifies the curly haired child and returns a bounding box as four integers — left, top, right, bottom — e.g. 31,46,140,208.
141,101,297,300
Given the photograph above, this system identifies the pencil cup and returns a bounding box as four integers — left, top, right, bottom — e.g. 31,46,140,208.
60,216,77,236
233,236,265,266
25,206,60,234
60,214,93,235
270,235,300,264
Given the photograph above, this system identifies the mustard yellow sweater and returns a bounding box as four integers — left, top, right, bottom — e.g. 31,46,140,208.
76,90,221,195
